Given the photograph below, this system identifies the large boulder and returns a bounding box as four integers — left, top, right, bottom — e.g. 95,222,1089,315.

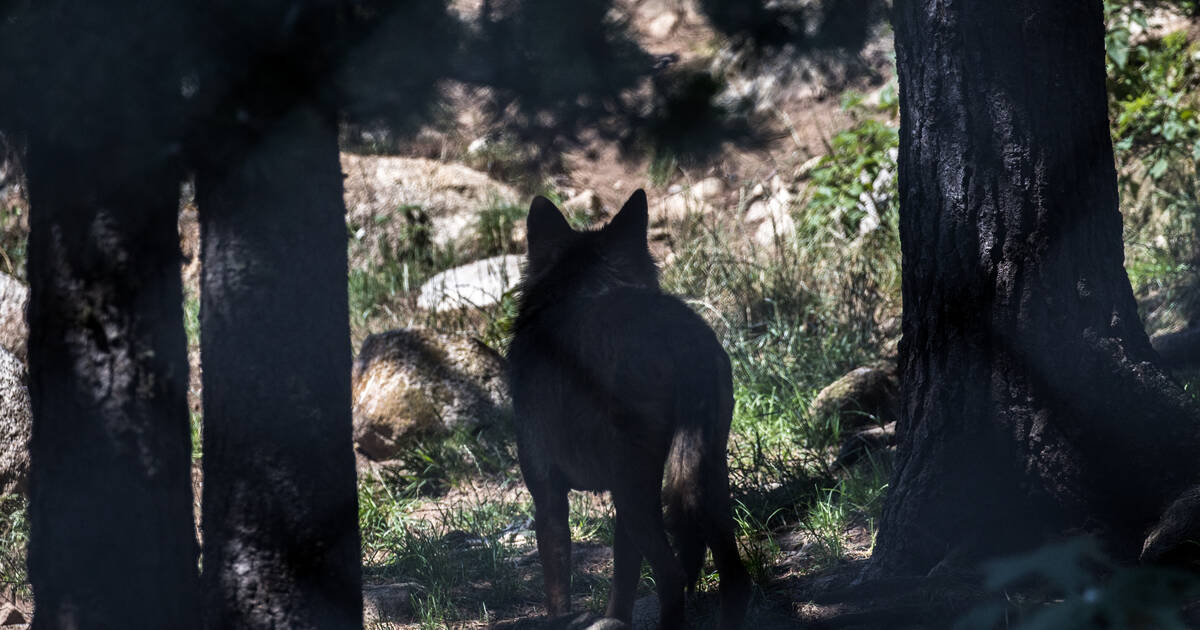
351,329,510,461
0,272,27,362
0,347,30,496
417,254,523,312
808,362,899,432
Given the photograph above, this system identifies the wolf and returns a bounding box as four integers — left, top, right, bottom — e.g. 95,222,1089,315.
507,190,751,629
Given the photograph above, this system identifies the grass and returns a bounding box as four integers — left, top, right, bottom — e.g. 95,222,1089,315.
0,493,28,605
341,132,906,622
348,204,461,338
358,467,535,626
472,203,526,258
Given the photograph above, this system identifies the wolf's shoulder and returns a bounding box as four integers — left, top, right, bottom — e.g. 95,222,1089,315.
576,287,717,340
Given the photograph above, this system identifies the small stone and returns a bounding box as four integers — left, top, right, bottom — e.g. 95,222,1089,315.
467,136,489,155
654,193,711,224
563,189,603,217
689,176,725,202
753,213,795,247
646,12,678,39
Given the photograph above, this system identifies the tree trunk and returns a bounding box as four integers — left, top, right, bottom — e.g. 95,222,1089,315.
196,103,361,629
872,0,1200,576
24,145,200,628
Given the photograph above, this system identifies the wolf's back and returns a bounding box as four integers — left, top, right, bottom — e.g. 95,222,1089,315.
508,287,730,489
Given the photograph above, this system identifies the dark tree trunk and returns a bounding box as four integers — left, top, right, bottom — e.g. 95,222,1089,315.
24,145,200,628
196,102,361,629
872,0,1200,576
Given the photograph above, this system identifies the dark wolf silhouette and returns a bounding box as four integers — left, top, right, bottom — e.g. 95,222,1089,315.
507,190,751,629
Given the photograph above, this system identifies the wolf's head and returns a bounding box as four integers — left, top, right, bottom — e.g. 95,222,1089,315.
520,189,659,298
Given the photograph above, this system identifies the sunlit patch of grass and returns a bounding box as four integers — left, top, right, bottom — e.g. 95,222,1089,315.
359,469,537,626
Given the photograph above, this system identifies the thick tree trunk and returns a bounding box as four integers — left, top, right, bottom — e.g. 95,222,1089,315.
872,0,1200,576
196,103,361,629
24,146,200,628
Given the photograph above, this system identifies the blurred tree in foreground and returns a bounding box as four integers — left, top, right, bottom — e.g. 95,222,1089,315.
872,0,1200,579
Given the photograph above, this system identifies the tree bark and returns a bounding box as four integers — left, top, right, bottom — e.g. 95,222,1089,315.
196,102,361,629
872,0,1200,576
24,145,200,628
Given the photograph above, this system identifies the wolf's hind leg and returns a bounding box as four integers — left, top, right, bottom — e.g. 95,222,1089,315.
612,472,687,630
605,511,643,625
706,468,751,629
530,474,572,617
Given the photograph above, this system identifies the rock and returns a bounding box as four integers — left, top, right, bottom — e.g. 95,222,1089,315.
563,189,603,218
363,582,421,624
836,421,897,467
653,189,715,224
416,254,523,312
691,176,725,202
748,190,796,246
1152,325,1200,369
341,153,520,269
466,135,490,155
1142,485,1200,567
0,348,30,496
0,272,27,361
351,329,510,460
809,363,899,432
0,602,25,626
646,12,679,39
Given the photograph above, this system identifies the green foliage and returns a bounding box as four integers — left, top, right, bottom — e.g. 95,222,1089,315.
1105,1,1200,293
955,538,1200,629
733,501,783,584
805,118,898,238
791,94,901,343
473,203,526,257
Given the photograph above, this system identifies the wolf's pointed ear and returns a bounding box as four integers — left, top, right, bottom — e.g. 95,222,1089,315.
607,189,648,243
527,196,573,261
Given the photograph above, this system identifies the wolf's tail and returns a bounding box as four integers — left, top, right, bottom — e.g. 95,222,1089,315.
663,353,736,589
664,424,710,587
